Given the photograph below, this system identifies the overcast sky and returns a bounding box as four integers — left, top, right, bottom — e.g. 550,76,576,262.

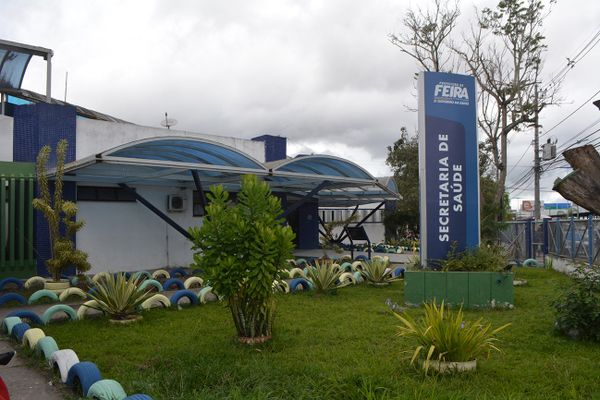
2,0,599,209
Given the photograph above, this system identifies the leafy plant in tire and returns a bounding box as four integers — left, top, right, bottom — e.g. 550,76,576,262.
306,259,347,294
189,175,295,344
360,258,399,286
87,273,153,321
33,139,91,281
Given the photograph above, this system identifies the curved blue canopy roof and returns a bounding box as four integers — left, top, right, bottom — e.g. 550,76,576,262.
270,155,374,181
104,137,267,171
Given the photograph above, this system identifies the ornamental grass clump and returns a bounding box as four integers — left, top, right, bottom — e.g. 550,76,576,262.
189,175,295,344
306,259,347,294
87,273,153,321
360,258,399,286
394,300,510,373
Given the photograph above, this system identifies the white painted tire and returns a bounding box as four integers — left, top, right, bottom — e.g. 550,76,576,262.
77,300,101,320
338,272,356,286
198,286,217,303
351,261,363,271
141,294,171,310
24,276,46,290
184,276,204,289
152,269,170,280
59,287,88,302
22,328,46,349
51,349,80,382
288,268,306,279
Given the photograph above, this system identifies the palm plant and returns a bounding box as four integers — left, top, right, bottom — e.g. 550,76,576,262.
306,260,348,294
87,273,154,321
360,258,399,286
394,300,510,373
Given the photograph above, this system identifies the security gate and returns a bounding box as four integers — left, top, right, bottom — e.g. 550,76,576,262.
0,161,36,278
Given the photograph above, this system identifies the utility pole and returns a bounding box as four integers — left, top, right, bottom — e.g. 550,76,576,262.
534,80,541,221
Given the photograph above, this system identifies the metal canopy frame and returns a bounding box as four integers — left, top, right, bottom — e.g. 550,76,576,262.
0,39,53,101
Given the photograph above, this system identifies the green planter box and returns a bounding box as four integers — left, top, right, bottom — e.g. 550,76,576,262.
404,271,514,309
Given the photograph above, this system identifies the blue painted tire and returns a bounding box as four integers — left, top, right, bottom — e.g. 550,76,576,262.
36,336,59,361
7,310,43,325
170,290,199,307
191,268,204,276
0,277,24,291
392,266,405,278
87,379,127,399
138,279,163,293
355,255,368,261
289,278,311,292
170,267,189,278
124,395,154,400
11,322,30,341
523,258,541,267
0,292,27,306
28,289,60,304
162,278,185,291
66,361,103,397
42,304,78,325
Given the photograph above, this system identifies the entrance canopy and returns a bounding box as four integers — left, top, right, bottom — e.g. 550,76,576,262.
55,136,399,206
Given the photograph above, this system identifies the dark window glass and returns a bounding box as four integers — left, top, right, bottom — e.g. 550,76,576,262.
77,186,136,202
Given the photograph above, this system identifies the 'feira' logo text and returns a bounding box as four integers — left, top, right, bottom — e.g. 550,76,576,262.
433,81,469,105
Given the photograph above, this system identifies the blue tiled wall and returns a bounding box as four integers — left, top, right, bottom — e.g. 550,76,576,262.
251,135,287,162
13,103,77,276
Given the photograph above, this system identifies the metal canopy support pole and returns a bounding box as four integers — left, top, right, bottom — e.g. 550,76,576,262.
46,52,52,102
190,170,207,215
335,205,359,242
118,183,192,240
337,201,385,243
280,180,330,219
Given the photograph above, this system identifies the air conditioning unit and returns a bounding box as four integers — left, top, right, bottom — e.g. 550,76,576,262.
167,195,185,212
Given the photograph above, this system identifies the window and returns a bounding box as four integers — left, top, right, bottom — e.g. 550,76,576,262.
77,186,136,202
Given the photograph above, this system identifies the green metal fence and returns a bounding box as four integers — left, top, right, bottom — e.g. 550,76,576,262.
0,161,36,278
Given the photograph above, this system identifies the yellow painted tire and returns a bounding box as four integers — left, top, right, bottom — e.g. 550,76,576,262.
338,272,356,286
22,328,46,349
141,294,171,310
58,287,88,303
351,261,363,271
24,276,46,290
184,276,204,289
198,286,216,303
77,300,101,320
152,269,170,280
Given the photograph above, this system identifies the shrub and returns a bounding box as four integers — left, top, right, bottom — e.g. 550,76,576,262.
189,175,295,343
553,264,600,341
33,139,90,281
87,273,153,320
306,260,346,294
394,300,509,373
360,258,399,286
441,244,507,272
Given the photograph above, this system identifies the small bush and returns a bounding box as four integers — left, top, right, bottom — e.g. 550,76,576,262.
441,244,507,272
553,264,600,341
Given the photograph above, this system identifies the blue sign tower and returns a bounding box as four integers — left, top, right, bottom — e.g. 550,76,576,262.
418,72,480,267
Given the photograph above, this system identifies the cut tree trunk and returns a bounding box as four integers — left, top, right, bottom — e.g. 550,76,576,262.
553,145,600,215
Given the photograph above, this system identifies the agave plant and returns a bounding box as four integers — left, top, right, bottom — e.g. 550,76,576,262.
306,260,348,294
360,258,399,286
87,273,154,321
394,300,510,373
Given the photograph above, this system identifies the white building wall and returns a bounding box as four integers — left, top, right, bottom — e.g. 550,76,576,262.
0,116,13,162
75,119,266,162
77,185,200,273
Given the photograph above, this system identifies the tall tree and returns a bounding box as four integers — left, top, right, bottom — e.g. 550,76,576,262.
385,128,419,240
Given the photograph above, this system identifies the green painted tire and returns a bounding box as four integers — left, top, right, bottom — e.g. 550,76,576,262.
22,327,46,349
35,336,59,362
28,289,59,304
523,258,541,267
87,379,127,399
2,316,22,335
133,271,152,281
42,304,78,325
138,279,163,292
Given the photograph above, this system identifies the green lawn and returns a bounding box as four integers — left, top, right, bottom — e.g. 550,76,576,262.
39,268,600,400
